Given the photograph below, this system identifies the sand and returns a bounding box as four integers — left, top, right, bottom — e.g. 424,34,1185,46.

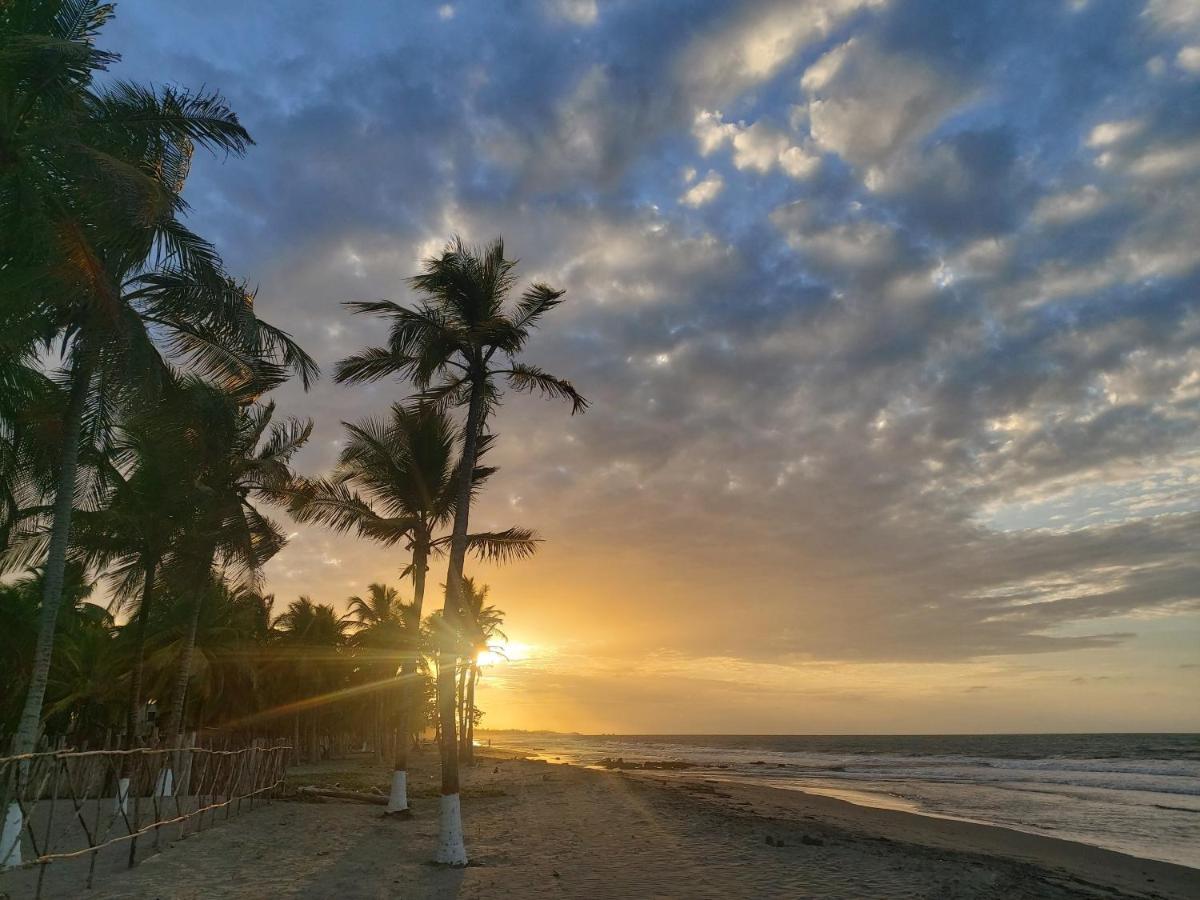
65,751,1198,900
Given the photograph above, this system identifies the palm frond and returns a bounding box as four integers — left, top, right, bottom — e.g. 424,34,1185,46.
502,363,589,414
434,527,541,564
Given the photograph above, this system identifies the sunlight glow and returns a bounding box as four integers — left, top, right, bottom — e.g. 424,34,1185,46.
477,640,533,667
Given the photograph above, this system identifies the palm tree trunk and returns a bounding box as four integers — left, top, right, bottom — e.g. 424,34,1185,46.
464,665,478,765
374,693,383,763
434,375,487,865
162,583,206,741
456,664,467,755
386,545,427,816
117,554,158,799
9,351,92,758
124,555,158,747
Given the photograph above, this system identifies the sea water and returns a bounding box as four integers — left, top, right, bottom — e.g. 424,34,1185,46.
485,732,1200,869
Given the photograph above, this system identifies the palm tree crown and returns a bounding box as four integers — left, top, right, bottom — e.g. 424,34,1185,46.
335,236,586,416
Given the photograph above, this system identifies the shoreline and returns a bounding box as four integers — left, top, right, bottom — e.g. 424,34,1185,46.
506,736,1200,871
619,768,1199,899
618,765,1199,870
70,751,1199,899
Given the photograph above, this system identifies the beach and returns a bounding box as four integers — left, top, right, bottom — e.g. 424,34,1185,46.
80,749,1198,900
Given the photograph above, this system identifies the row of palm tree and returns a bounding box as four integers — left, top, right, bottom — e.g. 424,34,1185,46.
0,570,504,765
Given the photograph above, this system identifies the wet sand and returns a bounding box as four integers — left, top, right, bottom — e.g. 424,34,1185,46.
68,751,1198,900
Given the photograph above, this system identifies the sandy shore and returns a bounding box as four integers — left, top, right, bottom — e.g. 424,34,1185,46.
68,750,1197,900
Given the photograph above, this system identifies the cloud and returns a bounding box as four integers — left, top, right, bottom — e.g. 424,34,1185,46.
680,170,724,207
1031,186,1107,226
1144,0,1200,31
693,111,822,180
1177,46,1200,73
693,109,740,155
802,35,970,168
545,0,598,26
677,0,887,107
1087,120,1144,148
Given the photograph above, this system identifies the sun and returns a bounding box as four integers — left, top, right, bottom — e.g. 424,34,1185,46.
475,640,532,667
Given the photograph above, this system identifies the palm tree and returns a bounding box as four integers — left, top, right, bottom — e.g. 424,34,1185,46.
0,360,62,556
2,5,318,761
335,236,586,864
289,404,537,815
43,603,124,741
159,384,313,745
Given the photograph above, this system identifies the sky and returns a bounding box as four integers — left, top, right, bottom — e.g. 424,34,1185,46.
103,0,1199,734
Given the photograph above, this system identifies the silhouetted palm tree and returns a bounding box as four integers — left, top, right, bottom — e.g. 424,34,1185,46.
0,562,114,741
346,583,411,763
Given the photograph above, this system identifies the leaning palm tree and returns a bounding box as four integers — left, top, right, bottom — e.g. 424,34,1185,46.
2,4,317,762
335,236,586,864
289,403,537,815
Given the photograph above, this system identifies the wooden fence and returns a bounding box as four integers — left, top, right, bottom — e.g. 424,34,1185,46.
0,741,290,898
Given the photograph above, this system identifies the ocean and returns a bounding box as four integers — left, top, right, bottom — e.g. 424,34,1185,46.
483,732,1200,869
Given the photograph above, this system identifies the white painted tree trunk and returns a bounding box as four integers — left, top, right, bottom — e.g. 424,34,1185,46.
386,770,408,814
154,767,174,798
0,802,22,869
115,777,131,815
435,793,467,865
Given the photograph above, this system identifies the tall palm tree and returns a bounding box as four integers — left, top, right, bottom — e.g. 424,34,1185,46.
289,404,537,815
334,236,586,864
2,4,318,760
